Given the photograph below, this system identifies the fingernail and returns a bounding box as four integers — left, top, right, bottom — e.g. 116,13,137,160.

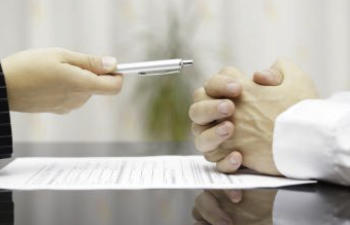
216,123,231,137
102,56,117,70
227,83,241,95
230,153,241,166
260,69,276,82
218,101,232,115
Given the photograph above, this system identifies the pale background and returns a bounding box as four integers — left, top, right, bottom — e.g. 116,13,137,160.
0,0,349,142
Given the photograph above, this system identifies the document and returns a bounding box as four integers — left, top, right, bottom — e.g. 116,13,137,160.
0,156,315,190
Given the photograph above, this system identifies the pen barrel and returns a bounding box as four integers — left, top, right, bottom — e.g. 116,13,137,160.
116,59,183,75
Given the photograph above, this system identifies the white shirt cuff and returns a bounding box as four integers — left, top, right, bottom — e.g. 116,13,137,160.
273,98,350,184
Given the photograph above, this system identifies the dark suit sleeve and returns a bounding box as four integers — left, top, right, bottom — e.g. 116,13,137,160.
0,64,12,158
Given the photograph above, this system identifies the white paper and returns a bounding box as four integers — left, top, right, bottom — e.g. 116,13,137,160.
0,156,315,190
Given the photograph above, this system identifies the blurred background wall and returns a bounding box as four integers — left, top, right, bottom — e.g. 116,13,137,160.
0,0,349,142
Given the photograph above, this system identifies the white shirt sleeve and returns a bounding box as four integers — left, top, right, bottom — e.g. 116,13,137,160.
273,92,350,185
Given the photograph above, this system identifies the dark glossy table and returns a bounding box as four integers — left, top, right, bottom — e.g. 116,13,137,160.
0,142,347,225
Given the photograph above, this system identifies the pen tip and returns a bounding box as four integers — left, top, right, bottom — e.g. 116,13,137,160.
182,59,194,67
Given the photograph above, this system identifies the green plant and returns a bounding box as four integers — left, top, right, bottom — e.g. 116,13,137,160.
135,6,200,141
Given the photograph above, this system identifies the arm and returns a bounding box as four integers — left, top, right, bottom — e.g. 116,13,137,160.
188,59,318,175
0,64,12,158
0,48,123,157
253,61,350,184
1,48,122,114
273,92,350,185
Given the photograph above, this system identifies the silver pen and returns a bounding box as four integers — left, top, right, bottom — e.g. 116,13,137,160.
115,59,193,76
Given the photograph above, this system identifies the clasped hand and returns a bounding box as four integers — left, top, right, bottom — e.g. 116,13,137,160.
189,59,318,175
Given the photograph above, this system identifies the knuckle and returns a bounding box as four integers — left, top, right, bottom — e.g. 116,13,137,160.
52,47,68,57
203,75,225,96
203,79,210,90
188,104,198,121
219,66,237,75
46,47,68,61
204,153,217,162
192,87,205,101
195,136,211,153
188,105,206,125
204,150,225,162
194,137,203,151
216,162,229,173
219,67,244,79
219,140,235,150
203,80,214,95
191,123,201,136
203,76,217,89
87,55,100,70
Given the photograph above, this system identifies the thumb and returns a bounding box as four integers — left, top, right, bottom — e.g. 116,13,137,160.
270,59,319,99
253,61,284,86
62,50,117,75
219,66,246,80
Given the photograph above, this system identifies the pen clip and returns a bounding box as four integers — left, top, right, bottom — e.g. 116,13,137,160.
139,69,180,76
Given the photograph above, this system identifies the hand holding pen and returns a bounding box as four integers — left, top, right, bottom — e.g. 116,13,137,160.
1,47,193,114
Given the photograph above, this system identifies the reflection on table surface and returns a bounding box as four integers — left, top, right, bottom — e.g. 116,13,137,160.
193,184,350,225
0,142,348,224
0,184,342,225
